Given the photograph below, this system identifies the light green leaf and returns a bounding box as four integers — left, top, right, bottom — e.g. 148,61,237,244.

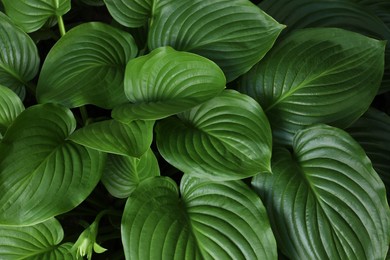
101,149,160,198
347,108,390,200
112,46,226,122
252,124,390,260
156,90,272,180
0,12,40,99
0,84,24,134
122,175,277,260
0,104,105,226
69,119,154,157
104,0,152,27
36,22,138,109
0,218,76,259
240,28,385,145
148,0,284,81
2,0,71,33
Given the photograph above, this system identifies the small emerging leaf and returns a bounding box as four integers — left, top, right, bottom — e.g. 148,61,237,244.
104,0,152,27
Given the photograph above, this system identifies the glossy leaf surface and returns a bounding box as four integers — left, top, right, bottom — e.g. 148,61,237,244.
240,28,385,145
70,119,154,157
2,0,71,33
104,0,152,27
112,46,225,122
36,22,138,109
0,218,75,259
122,175,277,259
156,90,272,180
252,124,390,260
0,104,105,225
148,0,284,81
0,84,24,134
0,12,40,99
101,150,160,198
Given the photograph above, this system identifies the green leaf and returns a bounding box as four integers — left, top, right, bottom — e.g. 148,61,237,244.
0,218,76,259
240,27,385,145
122,175,277,259
0,84,24,134
112,46,226,122
252,124,390,260
347,108,390,200
156,90,272,180
69,119,154,157
0,12,40,99
2,0,71,33
148,0,284,82
36,22,138,109
0,104,105,226
101,149,160,198
104,0,152,27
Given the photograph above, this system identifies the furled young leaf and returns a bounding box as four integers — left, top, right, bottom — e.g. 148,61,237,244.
0,12,40,99
347,108,390,200
69,119,154,157
0,84,24,135
148,0,284,82
259,0,390,93
112,46,226,122
122,175,277,259
156,90,272,180
104,0,152,27
36,22,138,109
2,0,71,33
0,104,105,226
240,28,385,145
252,124,390,260
101,149,160,198
0,218,76,259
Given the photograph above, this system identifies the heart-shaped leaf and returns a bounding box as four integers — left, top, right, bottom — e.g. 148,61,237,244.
122,175,277,259
112,46,226,122
104,0,152,27
156,90,272,180
36,22,138,109
148,0,284,81
252,124,390,260
69,119,154,157
0,218,76,259
0,84,24,135
0,12,40,99
0,104,105,226
2,0,71,33
348,108,390,200
101,149,160,198
240,27,385,145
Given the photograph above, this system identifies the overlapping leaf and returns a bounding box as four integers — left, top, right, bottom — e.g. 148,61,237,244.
69,119,154,157
156,90,272,180
252,124,390,260
0,84,24,135
347,108,390,200
101,150,160,198
2,0,71,33
240,28,385,145
112,46,226,122
0,12,40,99
148,0,284,81
104,0,152,27
122,175,277,259
36,22,138,109
0,104,105,226
0,218,75,259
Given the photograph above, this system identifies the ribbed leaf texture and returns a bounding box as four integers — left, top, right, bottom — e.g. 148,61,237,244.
104,0,152,27
0,84,24,135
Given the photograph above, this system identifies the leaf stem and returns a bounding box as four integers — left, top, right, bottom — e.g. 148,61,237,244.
57,15,66,36
80,106,90,126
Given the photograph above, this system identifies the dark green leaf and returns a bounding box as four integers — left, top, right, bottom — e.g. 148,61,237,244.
122,175,276,259
252,124,390,259
36,22,138,109
0,84,24,135
156,90,272,180
240,28,385,145
104,0,152,27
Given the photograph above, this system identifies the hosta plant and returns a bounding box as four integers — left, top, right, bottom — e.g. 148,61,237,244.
0,0,389,259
